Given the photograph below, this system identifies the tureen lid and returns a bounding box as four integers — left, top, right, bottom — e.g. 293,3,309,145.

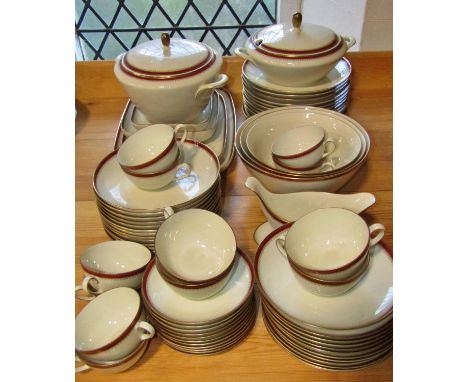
119,33,216,80
250,12,343,58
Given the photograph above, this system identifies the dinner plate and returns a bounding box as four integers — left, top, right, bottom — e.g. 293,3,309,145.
216,88,236,172
143,250,253,323
94,140,220,210
243,101,348,118
256,224,393,333
243,59,352,95
241,107,362,175
242,77,351,101
242,83,350,106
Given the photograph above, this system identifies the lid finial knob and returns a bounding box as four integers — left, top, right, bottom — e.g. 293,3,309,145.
161,33,170,51
292,12,302,29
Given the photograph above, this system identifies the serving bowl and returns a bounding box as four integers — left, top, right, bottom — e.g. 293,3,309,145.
235,13,355,87
75,288,155,363
115,33,228,124
75,241,151,301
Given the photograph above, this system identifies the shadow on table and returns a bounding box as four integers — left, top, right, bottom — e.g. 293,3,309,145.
75,100,89,136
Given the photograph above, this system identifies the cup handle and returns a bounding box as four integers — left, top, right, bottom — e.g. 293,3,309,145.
275,235,288,258
174,124,187,147
369,223,385,246
195,74,228,100
320,161,335,172
137,321,155,341
163,206,174,219
75,276,98,301
343,36,356,50
175,163,191,181
75,355,90,373
322,138,337,159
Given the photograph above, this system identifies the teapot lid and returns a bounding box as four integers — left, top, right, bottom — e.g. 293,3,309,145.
119,33,216,80
250,12,343,58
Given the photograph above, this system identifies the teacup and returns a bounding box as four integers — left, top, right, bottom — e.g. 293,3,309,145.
154,208,237,285
75,288,155,363
118,124,187,174
75,241,152,301
271,125,337,170
276,208,385,282
123,150,191,191
290,253,370,297
155,256,236,300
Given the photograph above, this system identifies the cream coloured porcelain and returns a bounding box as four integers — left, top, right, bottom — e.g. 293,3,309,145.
291,256,370,297
118,124,186,174
242,59,351,95
143,251,252,323
154,209,236,282
123,151,191,191
272,125,336,170
75,241,151,301
276,208,384,281
131,92,218,134
75,339,149,374
164,264,233,300
75,288,155,362
255,225,393,335
243,107,362,175
254,221,276,245
245,177,375,226
94,140,220,210
235,13,355,87
114,34,228,124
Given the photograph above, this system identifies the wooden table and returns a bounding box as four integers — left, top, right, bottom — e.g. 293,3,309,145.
76,52,393,382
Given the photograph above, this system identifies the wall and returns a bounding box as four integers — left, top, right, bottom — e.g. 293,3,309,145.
278,0,393,51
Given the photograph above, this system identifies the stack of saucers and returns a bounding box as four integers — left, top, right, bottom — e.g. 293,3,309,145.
93,140,222,252
142,249,256,355
242,59,351,117
255,224,393,370
235,106,370,193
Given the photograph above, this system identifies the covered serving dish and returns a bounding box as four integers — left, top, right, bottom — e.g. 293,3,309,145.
115,33,228,124
235,13,355,87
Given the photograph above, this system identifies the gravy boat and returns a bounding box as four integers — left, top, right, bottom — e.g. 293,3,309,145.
245,177,375,228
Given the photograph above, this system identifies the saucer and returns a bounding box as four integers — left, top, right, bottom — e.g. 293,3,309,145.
243,59,352,95
243,107,362,175
142,250,253,323
94,140,220,210
255,224,393,334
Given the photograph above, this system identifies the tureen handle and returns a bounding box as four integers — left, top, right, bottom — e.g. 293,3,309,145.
195,74,229,101
292,12,302,30
343,36,356,50
161,32,170,52
235,47,258,66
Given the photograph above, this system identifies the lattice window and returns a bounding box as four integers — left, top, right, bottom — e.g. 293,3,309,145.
75,0,277,60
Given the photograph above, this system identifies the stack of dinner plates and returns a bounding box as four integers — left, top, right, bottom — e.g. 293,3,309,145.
235,106,370,193
242,59,352,117
255,224,393,370
141,250,257,354
93,140,222,252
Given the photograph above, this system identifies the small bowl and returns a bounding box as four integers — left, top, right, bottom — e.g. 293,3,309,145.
276,208,385,282
154,209,237,283
75,288,155,363
155,256,235,300
271,125,336,170
75,241,152,301
290,254,370,297
122,151,191,191
118,124,186,174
